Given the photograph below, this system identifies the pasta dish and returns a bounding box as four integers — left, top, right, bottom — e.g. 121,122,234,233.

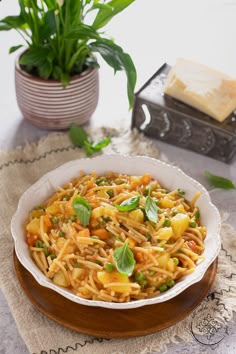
25,171,206,303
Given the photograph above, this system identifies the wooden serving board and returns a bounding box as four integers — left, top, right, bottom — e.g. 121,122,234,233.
14,252,217,339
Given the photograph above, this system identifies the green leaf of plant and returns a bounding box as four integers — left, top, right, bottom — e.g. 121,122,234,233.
89,38,136,107
118,50,137,108
0,23,12,31
9,45,24,54
69,124,90,147
113,240,135,276
115,195,140,212
72,196,92,227
40,10,57,40
205,171,236,190
65,24,100,40
38,59,53,79
19,47,50,66
0,15,26,30
145,196,158,223
92,0,135,30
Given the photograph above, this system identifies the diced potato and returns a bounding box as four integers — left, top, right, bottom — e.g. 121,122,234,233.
45,204,61,215
156,227,173,241
26,218,41,236
167,258,177,272
91,206,116,220
97,270,131,293
129,209,144,223
96,190,110,199
30,209,44,218
176,204,186,213
159,198,175,209
72,268,86,281
128,237,136,248
53,269,69,287
157,253,170,269
130,176,142,184
171,213,190,239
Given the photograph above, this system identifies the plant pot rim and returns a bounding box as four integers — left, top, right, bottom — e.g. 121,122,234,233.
15,50,98,84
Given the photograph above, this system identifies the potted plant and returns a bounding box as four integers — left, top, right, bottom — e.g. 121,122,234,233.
0,0,136,129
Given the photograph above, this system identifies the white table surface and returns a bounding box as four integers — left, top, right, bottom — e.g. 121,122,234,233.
1,1,236,353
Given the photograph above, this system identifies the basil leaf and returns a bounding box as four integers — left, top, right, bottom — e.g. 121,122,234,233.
205,171,236,190
69,124,90,147
91,136,111,152
115,195,140,211
69,124,111,157
72,196,92,227
113,240,135,276
145,196,158,223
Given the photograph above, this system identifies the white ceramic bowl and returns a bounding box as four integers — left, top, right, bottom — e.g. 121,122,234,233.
11,155,221,309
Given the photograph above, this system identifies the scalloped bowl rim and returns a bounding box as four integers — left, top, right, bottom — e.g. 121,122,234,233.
11,155,221,309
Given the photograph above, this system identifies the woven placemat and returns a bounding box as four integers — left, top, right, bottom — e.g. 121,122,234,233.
0,127,235,354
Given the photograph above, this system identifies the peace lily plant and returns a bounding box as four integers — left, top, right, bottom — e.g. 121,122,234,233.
0,0,137,107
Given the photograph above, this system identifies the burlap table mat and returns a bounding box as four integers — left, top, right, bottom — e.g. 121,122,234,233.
0,127,235,354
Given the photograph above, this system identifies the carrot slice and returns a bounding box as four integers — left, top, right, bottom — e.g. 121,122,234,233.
78,228,90,237
91,228,110,240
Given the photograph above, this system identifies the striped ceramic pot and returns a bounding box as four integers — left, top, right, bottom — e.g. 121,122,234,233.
15,58,99,130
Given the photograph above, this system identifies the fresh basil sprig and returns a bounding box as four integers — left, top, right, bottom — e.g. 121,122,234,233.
145,195,158,223
114,195,140,211
72,196,92,227
113,240,136,276
69,124,111,157
205,171,236,190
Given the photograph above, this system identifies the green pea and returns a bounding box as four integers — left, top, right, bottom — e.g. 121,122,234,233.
145,233,151,241
59,230,66,237
140,279,148,289
92,260,101,265
189,220,196,228
51,216,59,224
172,257,179,265
159,283,168,292
43,246,50,257
49,254,56,260
70,215,77,222
107,189,114,198
177,188,185,196
104,262,114,273
194,211,200,219
172,209,178,216
163,218,171,227
134,272,145,283
35,240,44,248
35,205,44,210
166,278,175,288
96,177,107,186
